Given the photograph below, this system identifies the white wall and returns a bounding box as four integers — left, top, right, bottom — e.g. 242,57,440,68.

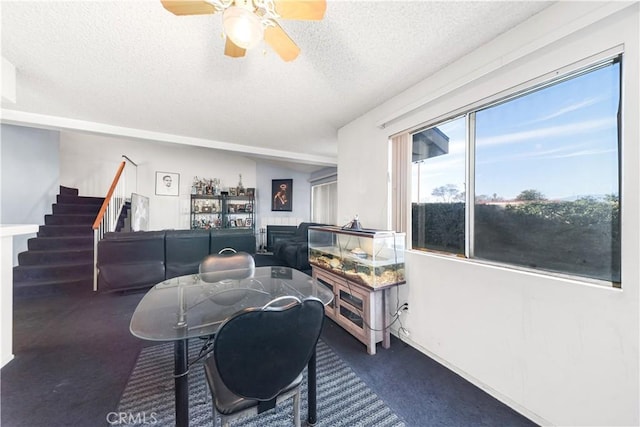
59,131,314,232
60,131,257,230
0,124,59,264
337,3,639,426
256,162,312,229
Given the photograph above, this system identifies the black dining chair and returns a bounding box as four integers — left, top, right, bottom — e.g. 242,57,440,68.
202,296,325,427
196,249,258,358
199,248,255,284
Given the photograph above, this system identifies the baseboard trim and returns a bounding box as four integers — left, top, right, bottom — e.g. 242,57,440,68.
1,353,14,369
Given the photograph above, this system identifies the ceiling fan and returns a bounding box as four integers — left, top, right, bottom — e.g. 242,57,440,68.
160,0,326,62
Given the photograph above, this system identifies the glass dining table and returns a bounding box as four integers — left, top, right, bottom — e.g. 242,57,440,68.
130,266,334,427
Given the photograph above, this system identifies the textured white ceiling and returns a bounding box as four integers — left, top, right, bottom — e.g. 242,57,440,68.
1,1,552,167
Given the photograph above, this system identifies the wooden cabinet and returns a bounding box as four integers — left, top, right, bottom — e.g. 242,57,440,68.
313,267,397,355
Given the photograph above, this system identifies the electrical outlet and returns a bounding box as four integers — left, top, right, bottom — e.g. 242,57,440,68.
394,303,409,317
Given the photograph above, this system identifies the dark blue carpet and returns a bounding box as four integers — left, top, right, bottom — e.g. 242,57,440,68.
1,289,536,427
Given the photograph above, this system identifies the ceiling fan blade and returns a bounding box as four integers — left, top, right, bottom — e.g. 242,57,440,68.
264,23,300,62
224,38,247,58
273,0,326,20
160,1,217,16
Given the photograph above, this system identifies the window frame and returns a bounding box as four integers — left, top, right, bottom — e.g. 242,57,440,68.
404,48,623,288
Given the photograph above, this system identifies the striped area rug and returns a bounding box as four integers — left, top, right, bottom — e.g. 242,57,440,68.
117,339,405,426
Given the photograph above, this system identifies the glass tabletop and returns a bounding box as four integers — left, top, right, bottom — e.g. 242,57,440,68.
130,266,334,341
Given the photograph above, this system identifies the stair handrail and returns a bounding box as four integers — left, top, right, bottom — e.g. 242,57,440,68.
92,160,127,291
92,161,126,231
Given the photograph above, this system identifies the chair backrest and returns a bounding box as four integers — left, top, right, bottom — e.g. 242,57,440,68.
199,251,255,283
212,297,325,401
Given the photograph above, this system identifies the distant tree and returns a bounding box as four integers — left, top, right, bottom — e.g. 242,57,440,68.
516,189,546,201
454,191,466,203
604,194,619,204
475,194,490,203
432,184,461,203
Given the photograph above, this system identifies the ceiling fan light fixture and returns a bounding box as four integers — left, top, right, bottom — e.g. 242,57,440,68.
223,6,264,50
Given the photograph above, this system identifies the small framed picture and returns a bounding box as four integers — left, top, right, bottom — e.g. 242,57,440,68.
246,188,255,197
245,203,253,213
236,218,245,227
229,187,237,196
156,172,179,196
245,218,253,228
272,179,292,211
229,219,236,227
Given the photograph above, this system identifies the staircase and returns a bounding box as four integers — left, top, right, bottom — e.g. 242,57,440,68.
13,186,104,297
117,200,132,232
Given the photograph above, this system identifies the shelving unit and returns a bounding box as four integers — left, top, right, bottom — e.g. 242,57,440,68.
190,194,254,231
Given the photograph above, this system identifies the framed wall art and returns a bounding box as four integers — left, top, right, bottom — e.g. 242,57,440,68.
272,179,292,211
156,172,179,196
130,193,149,231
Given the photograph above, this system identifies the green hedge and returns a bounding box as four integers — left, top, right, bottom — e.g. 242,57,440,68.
412,199,620,282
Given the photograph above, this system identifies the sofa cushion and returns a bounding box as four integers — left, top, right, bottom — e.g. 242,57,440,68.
165,229,210,279
278,241,311,271
99,261,166,291
97,231,166,291
272,223,326,270
98,231,166,262
210,232,256,255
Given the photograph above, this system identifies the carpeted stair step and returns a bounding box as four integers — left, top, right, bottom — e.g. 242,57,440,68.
52,203,102,215
56,195,104,206
18,248,94,265
15,186,105,298
37,224,94,237
59,186,79,196
116,202,131,232
13,276,93,298
13,262,94,282
45,214,96,226
28,235,94,251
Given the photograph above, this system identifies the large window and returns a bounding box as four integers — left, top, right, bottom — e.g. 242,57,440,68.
412,117,466,255
410,57,621,284
311,181,337,225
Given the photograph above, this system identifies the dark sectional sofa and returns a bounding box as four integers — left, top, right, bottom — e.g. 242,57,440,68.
272,222,327,272
97,230,256,292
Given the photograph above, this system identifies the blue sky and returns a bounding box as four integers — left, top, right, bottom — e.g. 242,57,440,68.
413,61,620,202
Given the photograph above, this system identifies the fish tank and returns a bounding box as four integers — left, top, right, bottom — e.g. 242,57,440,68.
308,226,406,289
